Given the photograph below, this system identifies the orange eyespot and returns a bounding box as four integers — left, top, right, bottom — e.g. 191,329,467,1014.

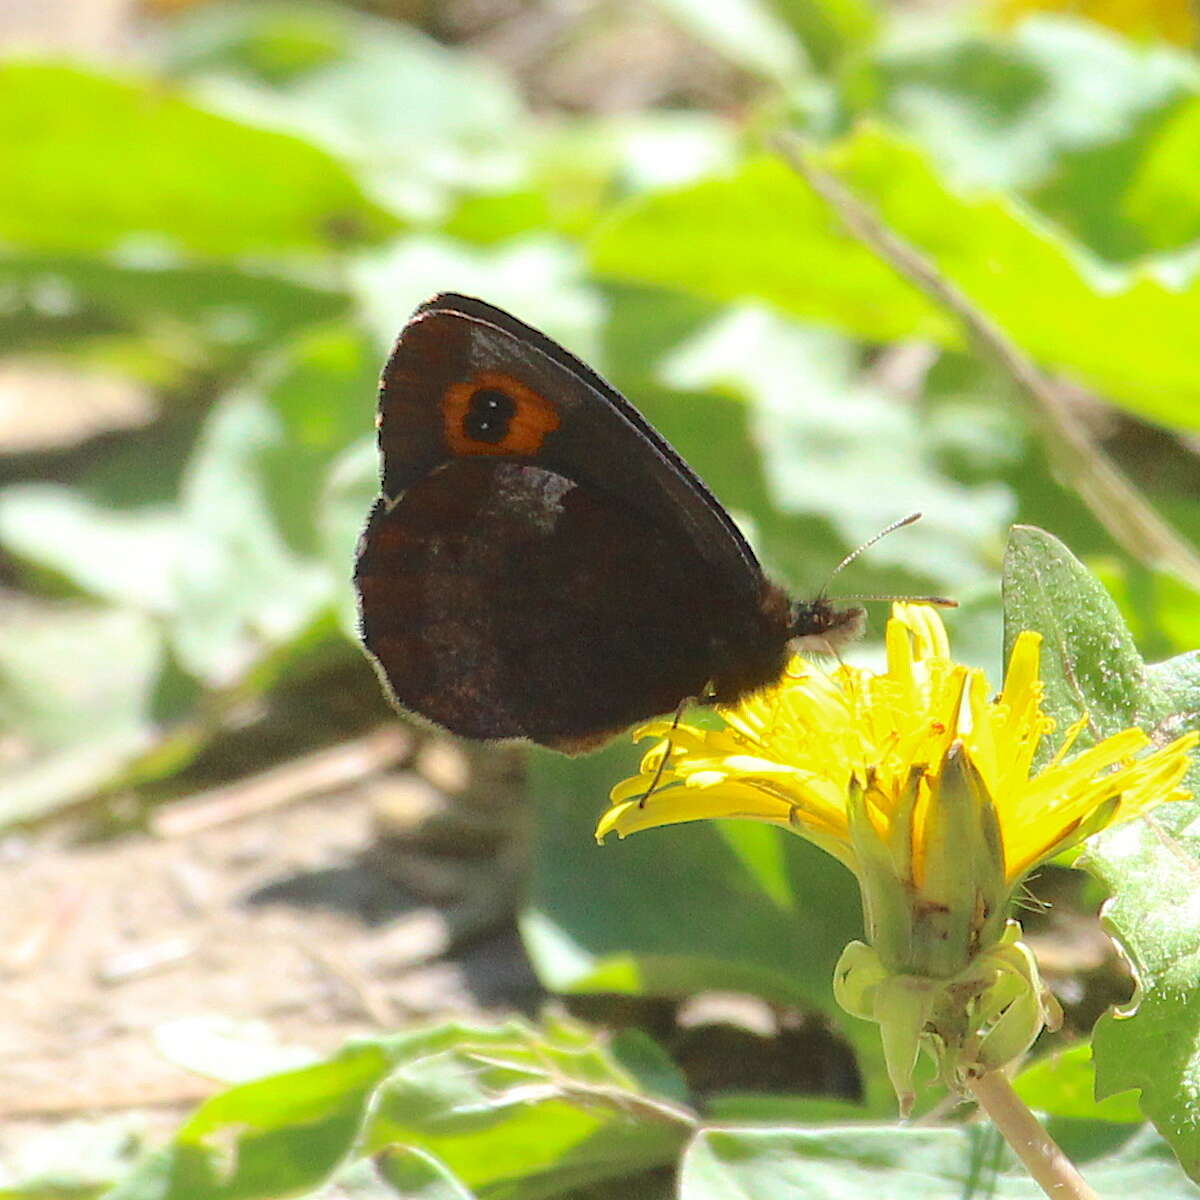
442,371,561,457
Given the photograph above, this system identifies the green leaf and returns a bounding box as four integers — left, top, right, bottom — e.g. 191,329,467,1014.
105,1042,396,1200
658,307,1011,591
1001,525,1149,749
873,18,1194,195
590,128,1200,433
1013,1044,1142,1123
609,1029,690,1106
773,0,878,72
0,253,349,363
170,324,376,678
591,156,947,346
0,322,372,677
164,3,526,223
363,1018,692,1200
1087,805,1200,1183
250,324,377,559
0,490,181,615
522,743,862,1009
106,1018,690,1200
0,63,399,256
1124,97,1200,253
375,1147,476,1200
678,1122,1193,1197
1001,525,1200,1180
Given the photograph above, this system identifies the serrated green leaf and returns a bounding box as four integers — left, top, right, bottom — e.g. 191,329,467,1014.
1087,811,1200,1183
1001,525,1149,749
678,1122,1192,1197
0,62,399,256
590,128,1200,432
1001,524,1200,1179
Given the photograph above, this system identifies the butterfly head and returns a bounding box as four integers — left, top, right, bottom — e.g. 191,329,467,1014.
788,597,867,656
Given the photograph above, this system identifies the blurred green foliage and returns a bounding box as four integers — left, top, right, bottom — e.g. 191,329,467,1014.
3,0,1200,1194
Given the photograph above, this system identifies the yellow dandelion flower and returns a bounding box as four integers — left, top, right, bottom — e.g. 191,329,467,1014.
601,603,1193,903
599,603,1196,1108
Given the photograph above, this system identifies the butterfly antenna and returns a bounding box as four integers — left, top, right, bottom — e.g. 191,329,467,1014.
839,593,957,607
827,512,923,584
820,513,958,608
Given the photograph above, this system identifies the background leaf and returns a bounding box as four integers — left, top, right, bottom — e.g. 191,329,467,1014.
678,1122,1191,1198
591,129,1200,431
523,745,864,1009
0,63,400,256
376,1146,477,1200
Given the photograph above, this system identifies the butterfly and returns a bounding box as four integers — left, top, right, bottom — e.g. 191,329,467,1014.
354,293,869,754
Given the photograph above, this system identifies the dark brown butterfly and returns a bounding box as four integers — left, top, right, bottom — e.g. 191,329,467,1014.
354,293,866,754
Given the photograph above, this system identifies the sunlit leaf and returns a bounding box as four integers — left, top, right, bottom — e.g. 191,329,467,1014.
590,129,1200,432
0,62,399,256
364,1018,691,1198
658,306,1011,590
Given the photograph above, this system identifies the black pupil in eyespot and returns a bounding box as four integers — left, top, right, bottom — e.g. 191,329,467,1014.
464,387,517,444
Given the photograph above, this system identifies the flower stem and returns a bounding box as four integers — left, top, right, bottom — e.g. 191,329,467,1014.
967,1070,1098,1200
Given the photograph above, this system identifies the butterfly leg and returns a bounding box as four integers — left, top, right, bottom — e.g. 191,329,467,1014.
638,695,699,807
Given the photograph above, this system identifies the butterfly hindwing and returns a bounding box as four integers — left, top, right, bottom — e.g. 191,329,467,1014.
356,457,757,750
